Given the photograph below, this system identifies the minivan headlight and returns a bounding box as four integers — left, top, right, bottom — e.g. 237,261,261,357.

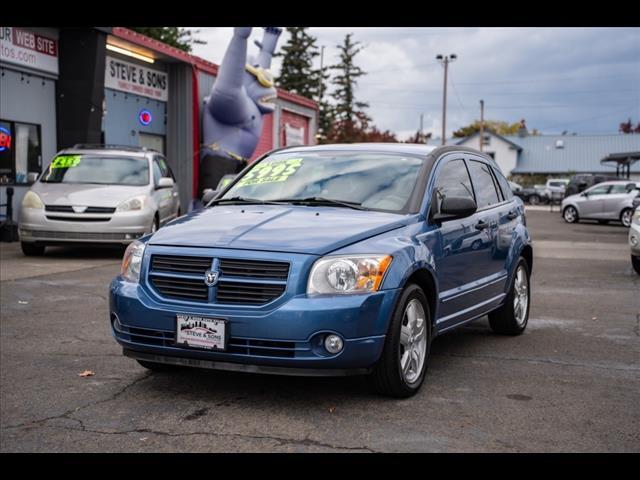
116,195,146,212
22,191,44,209
121,240,145,283
307,255,393,295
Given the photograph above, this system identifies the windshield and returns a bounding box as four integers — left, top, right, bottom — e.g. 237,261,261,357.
220,151,426,212
41,155,150,186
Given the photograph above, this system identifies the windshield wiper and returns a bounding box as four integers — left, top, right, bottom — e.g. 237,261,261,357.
272,196,367,210
207,196,287,207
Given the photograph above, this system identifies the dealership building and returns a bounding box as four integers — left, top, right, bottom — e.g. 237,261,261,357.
0,27,318,220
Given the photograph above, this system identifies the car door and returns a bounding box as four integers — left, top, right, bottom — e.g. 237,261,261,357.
151,156,173,225
603,184,633,219
488,162,520,263
157,156,180,218
428,156,494,327
579,183,611,218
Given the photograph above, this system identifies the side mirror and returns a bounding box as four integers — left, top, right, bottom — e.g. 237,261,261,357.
156,177,174,189
27,172,39,184
201,189,219,204
581,191,589,197
433,196,477,222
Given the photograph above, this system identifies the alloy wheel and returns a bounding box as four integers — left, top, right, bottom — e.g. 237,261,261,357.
564,207,577,223
621,209,633,228
513,265,529,326
399,299,427,384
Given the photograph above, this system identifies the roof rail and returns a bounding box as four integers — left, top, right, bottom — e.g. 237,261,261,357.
71,144,156,153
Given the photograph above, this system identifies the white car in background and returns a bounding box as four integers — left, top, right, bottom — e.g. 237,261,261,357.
561,180,640,227
19,145,181,256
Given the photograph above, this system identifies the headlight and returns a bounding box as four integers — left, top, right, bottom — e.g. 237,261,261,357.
121,241,145,283
307,255,393,295
116,196,146,212
22,191,44,209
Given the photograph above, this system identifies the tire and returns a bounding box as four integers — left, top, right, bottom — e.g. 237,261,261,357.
370,283,431,398
489,257,531,335
528,195,540,206
21,242,45,256
632,255,640,275
136,360,183,372
620,208,633,228
563,205,579,223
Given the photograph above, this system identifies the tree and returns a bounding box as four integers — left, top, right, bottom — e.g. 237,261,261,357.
453,120,525,138
619,118,640,134
275,27,322,100
129,27,205,53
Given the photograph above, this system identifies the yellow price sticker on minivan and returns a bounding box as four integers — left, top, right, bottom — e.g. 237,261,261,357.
236,158,303,187
51,155,81,169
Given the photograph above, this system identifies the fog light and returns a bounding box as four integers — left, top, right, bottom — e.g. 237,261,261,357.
324,334,344,354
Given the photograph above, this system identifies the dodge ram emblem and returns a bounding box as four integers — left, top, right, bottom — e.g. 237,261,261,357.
204,269,219,287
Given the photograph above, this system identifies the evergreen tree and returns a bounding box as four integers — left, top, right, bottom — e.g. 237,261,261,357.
276,27,322,99
129,27,205,53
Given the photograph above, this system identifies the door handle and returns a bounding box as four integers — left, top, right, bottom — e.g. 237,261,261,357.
506,211,518,220
475,220,489,230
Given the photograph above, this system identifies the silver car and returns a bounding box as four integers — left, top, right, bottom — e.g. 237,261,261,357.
561,180,640,227
19,145,181,256
630,207,640,274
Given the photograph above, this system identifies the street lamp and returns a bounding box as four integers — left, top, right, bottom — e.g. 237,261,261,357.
436,54,457,145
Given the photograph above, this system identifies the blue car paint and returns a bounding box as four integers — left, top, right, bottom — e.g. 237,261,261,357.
109,145,532,374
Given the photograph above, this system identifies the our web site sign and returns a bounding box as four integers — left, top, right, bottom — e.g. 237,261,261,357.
105,55,168,102
0,27,59,75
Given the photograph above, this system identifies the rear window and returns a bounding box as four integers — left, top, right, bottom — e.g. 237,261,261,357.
41,155,149,186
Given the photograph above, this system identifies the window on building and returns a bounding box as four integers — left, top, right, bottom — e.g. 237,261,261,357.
467,160,501,209
0,119,41,185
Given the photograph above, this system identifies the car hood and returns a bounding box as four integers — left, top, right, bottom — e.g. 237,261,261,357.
30,182,149,208
148,204,415,255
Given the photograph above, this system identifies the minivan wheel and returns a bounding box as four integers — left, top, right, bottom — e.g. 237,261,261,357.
21,242,45,256
370,283,431,398
620,208,633,228
563,206,579,223
488,257,530,335
528,195,540,205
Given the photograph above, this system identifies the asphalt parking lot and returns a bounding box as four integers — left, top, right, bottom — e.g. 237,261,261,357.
1,209,638,452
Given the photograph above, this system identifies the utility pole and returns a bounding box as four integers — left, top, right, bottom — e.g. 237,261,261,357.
318,45,325,103
419,113,424,142
436,54,457,146
479,99,485,152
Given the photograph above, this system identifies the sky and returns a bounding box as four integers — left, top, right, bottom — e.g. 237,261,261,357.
190,27,640,141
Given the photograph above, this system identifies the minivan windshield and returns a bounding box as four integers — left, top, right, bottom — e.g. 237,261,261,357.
41,155,149,186
219,151,426,212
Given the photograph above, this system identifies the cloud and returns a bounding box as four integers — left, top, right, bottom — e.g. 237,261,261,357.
190,27,640,137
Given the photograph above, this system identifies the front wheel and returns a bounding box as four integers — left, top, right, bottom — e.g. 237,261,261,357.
489,258,531,335
370,284,431,398
563,206,579,223
528,195,540,206
620,208,633,228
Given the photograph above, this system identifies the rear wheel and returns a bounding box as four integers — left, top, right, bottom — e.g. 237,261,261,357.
370,283,431,398
620,208,633,228
632,255,640,275
528,194,540,205
563,205,579,223
21,242,45,256
489,258,530,335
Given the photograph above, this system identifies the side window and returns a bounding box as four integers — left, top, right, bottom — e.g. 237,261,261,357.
152,158,162,185
433,158,474,214
467,160,501,209
588,184,611,195
0,119,41,185
492,166,513,201
609,184,629,194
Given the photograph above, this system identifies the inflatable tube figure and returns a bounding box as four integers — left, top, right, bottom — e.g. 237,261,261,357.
200,26,282,195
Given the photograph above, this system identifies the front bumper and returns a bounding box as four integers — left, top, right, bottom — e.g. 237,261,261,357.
19,207,153,244
109,275,401,374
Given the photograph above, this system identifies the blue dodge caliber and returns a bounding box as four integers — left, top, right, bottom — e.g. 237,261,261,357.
110,144,532,398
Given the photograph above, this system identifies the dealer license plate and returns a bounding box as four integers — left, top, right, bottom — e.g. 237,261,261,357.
175,314,227,351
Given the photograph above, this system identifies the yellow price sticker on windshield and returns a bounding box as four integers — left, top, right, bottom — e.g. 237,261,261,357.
51,155,81,169
236,158,303,187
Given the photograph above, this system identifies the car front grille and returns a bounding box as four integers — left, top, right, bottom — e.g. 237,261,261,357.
46,216,111,222
23,230,142,241
45,205,116,214
112,319,296,358
147,254,290,306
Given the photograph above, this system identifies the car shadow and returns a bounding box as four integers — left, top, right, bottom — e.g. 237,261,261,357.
43,245,125,259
